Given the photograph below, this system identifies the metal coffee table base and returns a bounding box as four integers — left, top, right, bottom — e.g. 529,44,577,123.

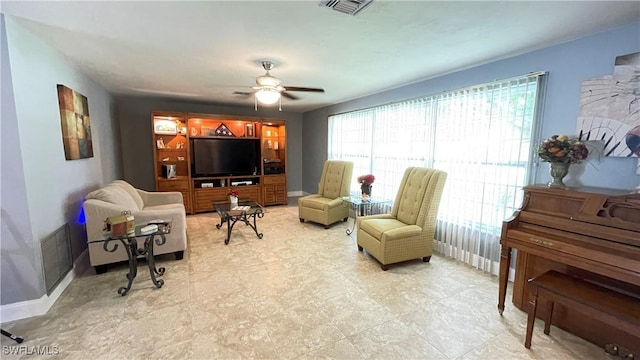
216,210,265,244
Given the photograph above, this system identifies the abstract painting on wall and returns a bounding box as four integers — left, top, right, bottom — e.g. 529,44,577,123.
57,85,93,160
576,52,640,174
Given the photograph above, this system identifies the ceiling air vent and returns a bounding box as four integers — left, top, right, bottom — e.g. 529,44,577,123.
320,0,373,16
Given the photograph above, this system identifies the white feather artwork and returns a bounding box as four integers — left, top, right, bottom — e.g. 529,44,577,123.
576,52,640,175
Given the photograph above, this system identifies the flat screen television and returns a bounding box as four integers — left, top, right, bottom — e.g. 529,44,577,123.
191,138,259,177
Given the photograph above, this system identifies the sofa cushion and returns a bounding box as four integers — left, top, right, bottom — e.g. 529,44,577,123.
85,185,140,211
360,218,422,241
360,218,405,238
298,196,332,211
111,180,144,210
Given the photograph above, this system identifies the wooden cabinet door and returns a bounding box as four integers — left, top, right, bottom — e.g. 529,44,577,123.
262,175,286,205
263,184,276,205
157,179,191,213
275,185,287,204
194,188,227,212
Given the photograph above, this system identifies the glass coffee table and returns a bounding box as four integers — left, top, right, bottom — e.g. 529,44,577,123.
214,201,266,245
342,195,392,235
89,222,171,295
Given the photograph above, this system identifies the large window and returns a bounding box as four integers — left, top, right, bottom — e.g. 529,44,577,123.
328,73,544,274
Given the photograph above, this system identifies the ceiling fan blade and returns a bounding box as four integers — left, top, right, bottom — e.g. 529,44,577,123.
282,86,325,93
281,92,299,100
233,91,254,96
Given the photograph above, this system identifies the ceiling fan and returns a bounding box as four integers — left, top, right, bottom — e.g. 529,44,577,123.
233,61,324,110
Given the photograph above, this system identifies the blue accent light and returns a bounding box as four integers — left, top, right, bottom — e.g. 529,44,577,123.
77,204,86,224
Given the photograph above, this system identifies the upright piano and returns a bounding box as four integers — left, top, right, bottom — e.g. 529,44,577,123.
498,185,640,353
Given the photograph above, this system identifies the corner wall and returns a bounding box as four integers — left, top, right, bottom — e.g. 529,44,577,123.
1,14,39,308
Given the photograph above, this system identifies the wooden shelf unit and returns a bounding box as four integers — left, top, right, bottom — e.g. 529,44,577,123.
152,112,287,213
192,176,261,213
261,121,287,206
152,112,191,213
187,114,260,139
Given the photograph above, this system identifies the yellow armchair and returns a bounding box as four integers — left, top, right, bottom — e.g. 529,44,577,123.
298,160,353,228
357,167,447,270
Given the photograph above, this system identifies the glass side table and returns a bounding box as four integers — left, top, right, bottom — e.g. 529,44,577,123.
89,222,171,295
342,196,392,235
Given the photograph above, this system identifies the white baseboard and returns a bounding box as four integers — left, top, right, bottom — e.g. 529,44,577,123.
0,250,88,323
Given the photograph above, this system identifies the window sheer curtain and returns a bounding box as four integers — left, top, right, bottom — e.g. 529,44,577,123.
328,100,434,200
328,74,543,274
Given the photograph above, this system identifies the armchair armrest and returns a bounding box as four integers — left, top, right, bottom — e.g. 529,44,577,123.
327,198,345,208
136,189,183,206
83,200,131,241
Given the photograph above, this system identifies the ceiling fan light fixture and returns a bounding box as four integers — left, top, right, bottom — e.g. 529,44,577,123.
255,88,281,105
256,75,280,87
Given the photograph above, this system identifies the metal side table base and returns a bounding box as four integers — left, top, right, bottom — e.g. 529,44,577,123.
92,224,170,296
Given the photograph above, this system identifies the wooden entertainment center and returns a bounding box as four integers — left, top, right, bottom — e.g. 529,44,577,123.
151,111,287,214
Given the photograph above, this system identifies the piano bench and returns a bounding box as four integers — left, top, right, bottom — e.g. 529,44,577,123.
524,270,640,350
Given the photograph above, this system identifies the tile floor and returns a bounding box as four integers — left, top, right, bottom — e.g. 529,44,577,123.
1,202,612,359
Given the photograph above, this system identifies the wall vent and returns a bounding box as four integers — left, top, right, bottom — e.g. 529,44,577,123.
320,0,373,16
41,223,73,295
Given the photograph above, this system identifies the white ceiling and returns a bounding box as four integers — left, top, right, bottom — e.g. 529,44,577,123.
2,1,639,112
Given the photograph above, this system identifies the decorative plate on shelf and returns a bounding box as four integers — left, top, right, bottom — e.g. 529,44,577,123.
154,119,177,135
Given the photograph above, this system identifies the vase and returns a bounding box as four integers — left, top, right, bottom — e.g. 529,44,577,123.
229,195,238,207
361,184,372,199
548,162,570,188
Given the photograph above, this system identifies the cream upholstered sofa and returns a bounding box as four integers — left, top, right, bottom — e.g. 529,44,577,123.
298,160,353,228
357,167,447,270
83,180,187,272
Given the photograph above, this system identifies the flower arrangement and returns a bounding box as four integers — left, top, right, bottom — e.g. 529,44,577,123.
227,189,239,198
537,134,589,164
357,174,375,185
